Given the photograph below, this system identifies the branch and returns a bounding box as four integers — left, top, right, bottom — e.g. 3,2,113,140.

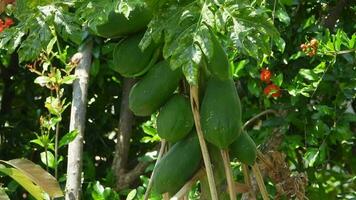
190,85,218,200
243,109,279,130
117,161,151,190
112,78,135,187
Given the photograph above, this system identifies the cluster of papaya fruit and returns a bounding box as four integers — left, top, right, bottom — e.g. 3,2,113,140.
97,4,257,196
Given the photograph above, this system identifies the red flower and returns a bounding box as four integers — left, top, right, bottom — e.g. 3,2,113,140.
260,68,272,83
264,84,281,98
4,17,14,28
0,20,4,33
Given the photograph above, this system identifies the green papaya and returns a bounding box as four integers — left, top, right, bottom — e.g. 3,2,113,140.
200,77,242,149
112,33,158,77
129,61,182,116
152,134,202,195
229,131,257,166
157,94,194,142
96,6,152,38
205,28,231,80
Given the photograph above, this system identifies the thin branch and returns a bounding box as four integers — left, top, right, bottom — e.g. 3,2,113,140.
190,85,218,200
220,150,236,200
243,109,279,129
144,140,167,200
252,164,270,200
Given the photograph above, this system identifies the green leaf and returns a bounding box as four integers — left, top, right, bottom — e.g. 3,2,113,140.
304,148,319,167
272,73,283,86
46,37,57,55
274,37,286,53
91,181,105,200
40,151,56,169
0,159,63,198
126,189,137,200
276,7,290,25
247,80,260,97
299,69,318,81
61,75,77,85
59,130,79,148
34,76,51,87
0,165,46,200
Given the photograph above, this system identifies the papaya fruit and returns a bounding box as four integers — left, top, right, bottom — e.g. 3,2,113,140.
96,6,152,38
200,77,242,149
129,61,182,116
112,33,158,77
152,134,202,195
204,28,231,80
229,131,257,166
157,94,194,142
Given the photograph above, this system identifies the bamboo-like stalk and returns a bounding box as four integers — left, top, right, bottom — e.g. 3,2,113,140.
242,164,256,199
190,86,218,200
251,164,270,200
220,150,237,200
143,140,167,200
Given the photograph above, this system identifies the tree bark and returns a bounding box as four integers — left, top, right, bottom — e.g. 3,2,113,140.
65,39,93,200
112,78,135,181
323,0,347,29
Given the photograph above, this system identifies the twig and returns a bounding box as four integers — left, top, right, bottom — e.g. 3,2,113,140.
252,164,270,200
242,164,256,199
220,150,236,200
243,109,279,129
171,168,205,200
144,140,167,200
190,85,218,200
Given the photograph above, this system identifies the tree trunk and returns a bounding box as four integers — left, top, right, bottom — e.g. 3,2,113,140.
112,78,135,182
323,0,347,29
65,39,93,200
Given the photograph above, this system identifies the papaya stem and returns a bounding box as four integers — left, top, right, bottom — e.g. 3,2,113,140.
171,168,205,200
251,164,270,200
243,109,279,130
143,140,167,200
189,85,218,200
220,150,237,200
242,164,256,199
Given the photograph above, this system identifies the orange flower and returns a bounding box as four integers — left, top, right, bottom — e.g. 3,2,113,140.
264,84,281,98
260,68,272,83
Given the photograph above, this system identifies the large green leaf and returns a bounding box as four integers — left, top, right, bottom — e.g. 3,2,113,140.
141,1,280,85
0,159,63,198
0,164,46,200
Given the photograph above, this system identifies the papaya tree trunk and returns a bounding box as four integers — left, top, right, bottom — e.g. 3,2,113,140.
65,39,93,200
112,78,151,190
